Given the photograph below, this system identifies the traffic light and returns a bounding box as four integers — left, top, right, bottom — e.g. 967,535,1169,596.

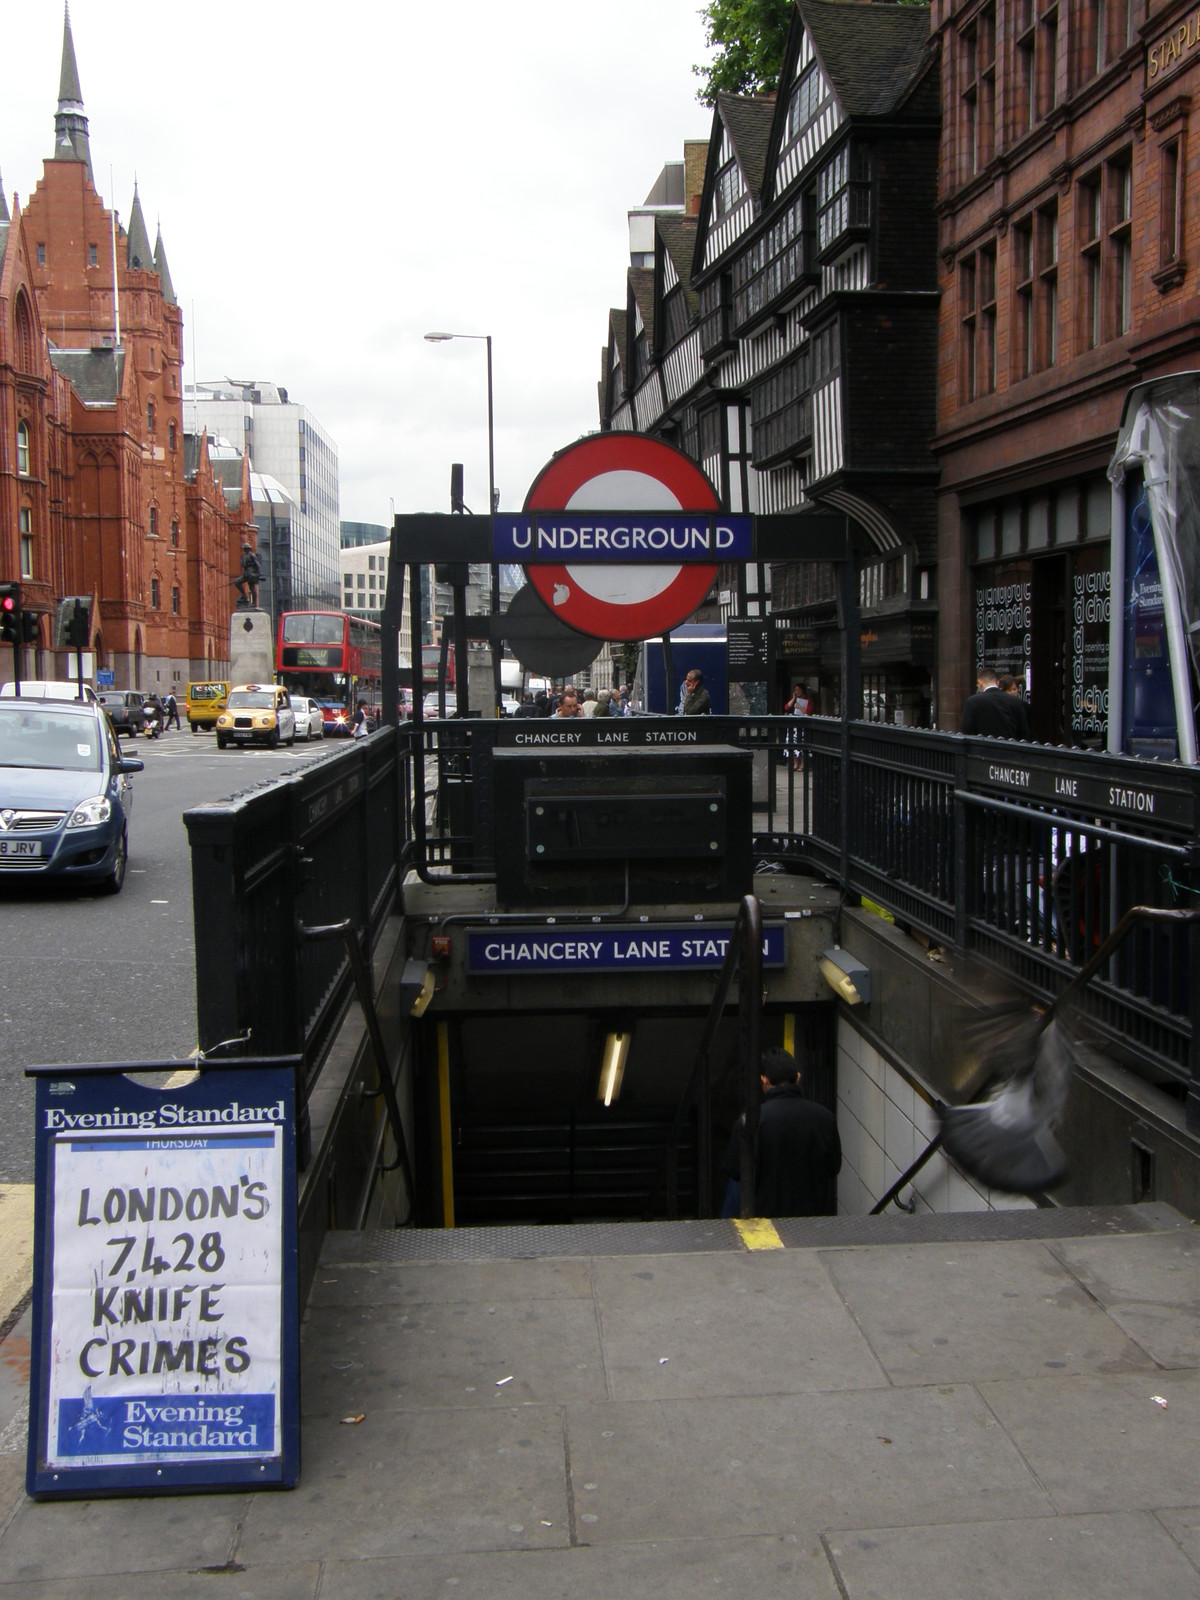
20,610,38,645
54,595,91,650
0,583,19,646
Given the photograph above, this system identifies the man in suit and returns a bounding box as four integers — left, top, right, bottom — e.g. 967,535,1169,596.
963,669,1031,740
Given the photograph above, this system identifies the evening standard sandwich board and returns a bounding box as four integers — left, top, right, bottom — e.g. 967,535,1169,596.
26,1061,299,1497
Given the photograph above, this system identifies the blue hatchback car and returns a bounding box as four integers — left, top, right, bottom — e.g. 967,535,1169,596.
0,699,144,894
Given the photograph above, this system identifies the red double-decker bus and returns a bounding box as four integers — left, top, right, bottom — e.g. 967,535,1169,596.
276,611,382,734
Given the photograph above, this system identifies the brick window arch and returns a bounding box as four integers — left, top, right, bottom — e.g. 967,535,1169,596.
14,292,35,374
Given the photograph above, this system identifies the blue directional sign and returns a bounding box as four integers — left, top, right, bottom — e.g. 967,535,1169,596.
467,923,786,974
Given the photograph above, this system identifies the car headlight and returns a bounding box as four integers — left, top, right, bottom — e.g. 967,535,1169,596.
68,795,113,828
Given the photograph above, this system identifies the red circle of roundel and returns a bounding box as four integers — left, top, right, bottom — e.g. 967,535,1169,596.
523,435,720,641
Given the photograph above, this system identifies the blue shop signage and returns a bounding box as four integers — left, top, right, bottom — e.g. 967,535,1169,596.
467,923,786,975
26,1061,300,1498
492,513,753,563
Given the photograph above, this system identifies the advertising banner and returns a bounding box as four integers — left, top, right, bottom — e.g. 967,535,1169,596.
27,1063,299,1497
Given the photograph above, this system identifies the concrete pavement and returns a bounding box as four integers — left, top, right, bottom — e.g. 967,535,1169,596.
1,1203,1198,1597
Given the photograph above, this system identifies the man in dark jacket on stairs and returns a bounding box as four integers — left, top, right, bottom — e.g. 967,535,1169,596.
722,1048,842,1217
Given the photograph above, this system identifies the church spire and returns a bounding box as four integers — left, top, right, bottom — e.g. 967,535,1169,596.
54,3,93,179
126,181,153,271
154,223,177,306
0,172,9,224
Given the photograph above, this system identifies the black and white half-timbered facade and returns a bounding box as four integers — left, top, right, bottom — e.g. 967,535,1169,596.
600,0,942,724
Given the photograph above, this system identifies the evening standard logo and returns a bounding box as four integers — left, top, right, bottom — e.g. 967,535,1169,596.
56,1391,275,1458
43,1099,286,1131
493,514,752,563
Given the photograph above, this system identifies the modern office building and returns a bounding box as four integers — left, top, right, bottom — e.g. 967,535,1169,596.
185,379,340,615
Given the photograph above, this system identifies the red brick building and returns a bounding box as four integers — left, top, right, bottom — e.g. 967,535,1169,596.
933,0,1200,739
0,9,252,691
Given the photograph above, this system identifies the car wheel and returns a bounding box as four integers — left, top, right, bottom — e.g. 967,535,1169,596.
217,734,228,749
100,829,127,895
270,728,280,749
287,726,296,746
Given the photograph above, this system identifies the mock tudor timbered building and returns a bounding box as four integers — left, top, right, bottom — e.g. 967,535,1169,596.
601,0,941,722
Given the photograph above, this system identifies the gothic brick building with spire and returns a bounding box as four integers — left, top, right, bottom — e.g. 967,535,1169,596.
0,5,253,690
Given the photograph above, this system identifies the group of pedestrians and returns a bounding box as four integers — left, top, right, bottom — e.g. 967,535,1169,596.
512,683,636,718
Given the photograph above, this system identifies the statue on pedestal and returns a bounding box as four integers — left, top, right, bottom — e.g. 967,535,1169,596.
232,544,261,609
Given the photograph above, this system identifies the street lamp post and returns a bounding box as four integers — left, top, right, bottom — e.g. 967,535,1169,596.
425,331,500,714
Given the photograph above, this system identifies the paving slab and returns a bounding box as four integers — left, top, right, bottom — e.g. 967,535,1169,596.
235,1405,570,1566
820,1239,1153,1384
0,1486,249,1581
563,1384,1050,1543
825,1511,1200,1599
590,1250,887,1400
979,1367,1200,1514
318,1533,842,1600
0,1566,321,1599
301,1297,608,1414
306,1258,594,1310
1156,1504,1200,1571
1048,1230,1200,1367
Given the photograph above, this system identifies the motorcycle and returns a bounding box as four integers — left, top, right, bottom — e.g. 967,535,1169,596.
143,702,163,739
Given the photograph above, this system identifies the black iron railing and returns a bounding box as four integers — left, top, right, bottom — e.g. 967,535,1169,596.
186,713,1200,1161
184,728,406,1161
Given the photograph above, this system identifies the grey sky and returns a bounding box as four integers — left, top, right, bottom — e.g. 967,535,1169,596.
5,3,714,525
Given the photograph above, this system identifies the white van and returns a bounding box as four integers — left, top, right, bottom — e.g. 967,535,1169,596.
0,680,100,705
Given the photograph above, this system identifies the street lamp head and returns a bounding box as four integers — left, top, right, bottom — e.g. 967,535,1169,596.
424,332,454,342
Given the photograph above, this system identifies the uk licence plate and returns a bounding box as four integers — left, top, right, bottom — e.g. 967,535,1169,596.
0,838,42,858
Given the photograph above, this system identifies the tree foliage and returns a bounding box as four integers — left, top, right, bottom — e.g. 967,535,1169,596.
694,0,792,106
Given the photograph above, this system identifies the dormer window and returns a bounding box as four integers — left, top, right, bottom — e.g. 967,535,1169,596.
786,63,826,144
714,157,745,219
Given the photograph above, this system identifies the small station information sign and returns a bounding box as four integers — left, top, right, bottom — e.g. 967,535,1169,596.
26,1060,300,1498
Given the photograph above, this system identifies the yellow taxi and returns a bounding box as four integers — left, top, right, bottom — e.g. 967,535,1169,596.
186,680,229,732
214,684,297,749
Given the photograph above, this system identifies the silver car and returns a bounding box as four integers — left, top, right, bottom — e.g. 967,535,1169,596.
288,695,326,740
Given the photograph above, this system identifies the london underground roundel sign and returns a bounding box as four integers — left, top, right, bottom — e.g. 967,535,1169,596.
522,435,721,641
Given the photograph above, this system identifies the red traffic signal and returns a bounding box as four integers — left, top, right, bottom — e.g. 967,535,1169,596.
0,582,19,646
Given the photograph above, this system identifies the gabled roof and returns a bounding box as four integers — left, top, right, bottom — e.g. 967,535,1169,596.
48,346,125,405
657,215,699,319
691,93,775,280
801,0,933,118
717,93,776,195
628,267,655,352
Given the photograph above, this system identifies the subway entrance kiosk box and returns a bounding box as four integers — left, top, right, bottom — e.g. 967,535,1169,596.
25,1060,299,1498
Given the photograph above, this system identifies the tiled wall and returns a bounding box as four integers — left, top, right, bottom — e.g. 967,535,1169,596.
836,1017,1035,1216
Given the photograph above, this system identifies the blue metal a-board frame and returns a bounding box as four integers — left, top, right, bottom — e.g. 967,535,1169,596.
26,1059,300,1498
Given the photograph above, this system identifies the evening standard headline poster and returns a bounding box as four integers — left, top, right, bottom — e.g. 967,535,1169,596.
27,1064,299,1497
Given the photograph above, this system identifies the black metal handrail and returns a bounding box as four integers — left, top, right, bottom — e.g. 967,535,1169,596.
645,894,764,1219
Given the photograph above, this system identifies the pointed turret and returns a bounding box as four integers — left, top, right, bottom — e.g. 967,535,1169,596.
0,172,9,223
53,3,93,178
154,223,177,305
126,182,153,272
